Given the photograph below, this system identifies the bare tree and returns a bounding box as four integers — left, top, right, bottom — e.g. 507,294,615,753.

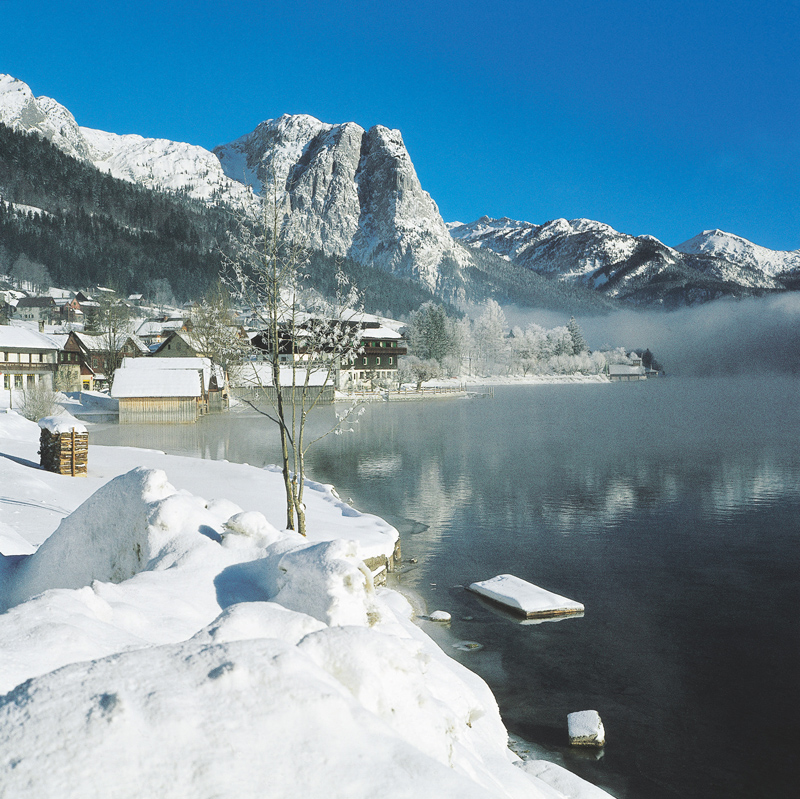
224,195,365,536
189,281,250,377
91,293,134,389
19,380,59,421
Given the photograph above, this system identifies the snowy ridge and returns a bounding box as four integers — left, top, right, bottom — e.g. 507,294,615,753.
450,215,792,305
675,229,800,277
0,74,252,204
0,74,91,161
80,126,253,203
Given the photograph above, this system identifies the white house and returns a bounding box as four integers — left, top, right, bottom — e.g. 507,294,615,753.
0,326,59,408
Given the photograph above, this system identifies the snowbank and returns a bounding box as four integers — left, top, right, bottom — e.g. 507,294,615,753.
0,411,613,799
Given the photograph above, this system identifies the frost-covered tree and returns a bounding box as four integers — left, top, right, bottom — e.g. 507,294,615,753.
224,193,364,536
189,282,249,376
90,293,134,389
567,316,588,355
399,355,441,390
474,299,508,374
407,302,461,373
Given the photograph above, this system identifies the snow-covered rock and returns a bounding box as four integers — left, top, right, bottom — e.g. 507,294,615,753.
567,710,606,747
468,574,584,618
0,74,252,204
0,74,92,160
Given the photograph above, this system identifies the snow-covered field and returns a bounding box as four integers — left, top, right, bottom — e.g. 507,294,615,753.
0,410,613,798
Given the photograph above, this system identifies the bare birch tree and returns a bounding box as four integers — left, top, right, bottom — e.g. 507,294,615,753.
224,194,365,536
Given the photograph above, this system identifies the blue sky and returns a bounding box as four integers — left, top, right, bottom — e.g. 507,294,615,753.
2,0,798,250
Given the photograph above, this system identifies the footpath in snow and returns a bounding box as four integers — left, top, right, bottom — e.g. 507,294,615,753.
0,410,614,799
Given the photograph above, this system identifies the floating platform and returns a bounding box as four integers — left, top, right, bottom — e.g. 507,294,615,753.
468,574,584,619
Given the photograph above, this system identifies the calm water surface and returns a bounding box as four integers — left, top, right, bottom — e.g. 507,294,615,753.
92,377,800,799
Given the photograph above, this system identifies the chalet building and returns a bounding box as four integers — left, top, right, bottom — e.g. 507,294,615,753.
152,330,204,358
63,331,149,391
13,296,58,325
250,320,407,390
112,357,228,423
135,317,188,349
0,326,58,406
60,297,85,326
608,363,646,381
232,361,334,405
342,324,407,388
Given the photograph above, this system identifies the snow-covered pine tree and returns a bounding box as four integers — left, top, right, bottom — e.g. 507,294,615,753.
567,316,588,355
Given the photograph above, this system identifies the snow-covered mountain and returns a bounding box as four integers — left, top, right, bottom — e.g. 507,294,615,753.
3,73,798,308
214,115,465,294
0,75,251,204
450,216,793,306
1,75,465,298
675,229,800,278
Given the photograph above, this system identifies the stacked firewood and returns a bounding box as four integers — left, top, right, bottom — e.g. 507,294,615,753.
39,427,88,476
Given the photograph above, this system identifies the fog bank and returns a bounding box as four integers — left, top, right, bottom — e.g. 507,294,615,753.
509,295,800,376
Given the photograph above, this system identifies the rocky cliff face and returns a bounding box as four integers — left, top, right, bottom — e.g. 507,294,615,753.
214,116,465,295
450,216,793,306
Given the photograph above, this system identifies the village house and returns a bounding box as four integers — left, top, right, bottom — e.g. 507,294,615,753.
63,331,149,391
249,320,407,391
151,330,204,358
12,296,59,326
608,363,647,381
135,317,188,350
112,357,228,423
342,323,407,388
232,361,334,405
0,326,59,406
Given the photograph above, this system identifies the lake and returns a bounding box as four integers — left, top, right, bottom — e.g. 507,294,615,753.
91,376,800,799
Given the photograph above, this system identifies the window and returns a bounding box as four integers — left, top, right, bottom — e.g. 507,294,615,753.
3,375,8,390
14,375,22,389
27,375,35,389
362,357,367,366
388,357,393,365
376,357,381,366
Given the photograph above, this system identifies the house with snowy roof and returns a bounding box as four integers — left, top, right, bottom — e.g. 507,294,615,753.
608,363,646,381
0,325,59,407
12,296,58,326
63,331,150,391
151,330,204,358
112,357,229,422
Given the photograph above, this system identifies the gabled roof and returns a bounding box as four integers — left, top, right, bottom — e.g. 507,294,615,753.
152,330,204,355
70,331,150,354
608,364,645,376
119,356,223,393
0,325,59,350
16,296,56,308
111,369,203,399
234,362,330,387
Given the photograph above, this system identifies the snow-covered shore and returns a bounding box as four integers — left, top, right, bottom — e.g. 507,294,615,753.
0,410,614,798
425,373,611,388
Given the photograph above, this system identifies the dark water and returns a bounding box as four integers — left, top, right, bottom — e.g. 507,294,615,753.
92,377,800,799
